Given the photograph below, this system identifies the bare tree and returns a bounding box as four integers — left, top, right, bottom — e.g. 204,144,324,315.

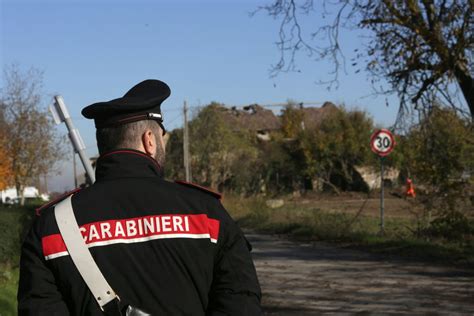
0,64,65,205
255,0,474,123
0,102,13,190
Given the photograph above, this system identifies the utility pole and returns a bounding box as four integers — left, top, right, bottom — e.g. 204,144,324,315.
50,95,96,184
183,100,191,182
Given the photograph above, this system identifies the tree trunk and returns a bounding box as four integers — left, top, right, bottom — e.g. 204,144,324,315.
454,66,474,119
20,192,26,206
15,182,25,206
15,182,21,200
321,178,341,195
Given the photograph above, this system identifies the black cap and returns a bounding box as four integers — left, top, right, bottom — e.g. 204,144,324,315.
82,79,171,133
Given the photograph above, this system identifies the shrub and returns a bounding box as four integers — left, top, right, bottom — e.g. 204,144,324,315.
0,206,34,265
426,211,474,241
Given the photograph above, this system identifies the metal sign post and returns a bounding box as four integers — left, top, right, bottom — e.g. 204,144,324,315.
380,157,385,234
370,129,395,235
50,95,96,184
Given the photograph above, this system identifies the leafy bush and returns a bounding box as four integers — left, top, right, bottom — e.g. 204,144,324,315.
400,108,473,213
0,266,18,316
0,205,35,315
426,211,474,241
0,206,34,265
398,108,474,240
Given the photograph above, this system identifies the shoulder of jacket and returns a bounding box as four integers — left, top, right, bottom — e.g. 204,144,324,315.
174,180,222,200
35,188,82,216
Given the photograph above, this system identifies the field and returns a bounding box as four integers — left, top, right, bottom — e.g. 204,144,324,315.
222,192,474,266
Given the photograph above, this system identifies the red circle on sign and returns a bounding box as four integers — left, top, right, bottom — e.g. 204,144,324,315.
370,129,395,157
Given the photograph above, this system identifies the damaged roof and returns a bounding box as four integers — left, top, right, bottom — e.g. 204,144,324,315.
213,102,339,132
300,102,339,129
219,104,281,131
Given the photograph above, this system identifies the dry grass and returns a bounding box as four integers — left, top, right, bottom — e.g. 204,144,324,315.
222,194,474,266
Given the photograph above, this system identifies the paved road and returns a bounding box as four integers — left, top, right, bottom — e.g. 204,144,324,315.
248,233,474,315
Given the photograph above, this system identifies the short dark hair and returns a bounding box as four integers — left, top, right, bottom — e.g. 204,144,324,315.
96,120,161,155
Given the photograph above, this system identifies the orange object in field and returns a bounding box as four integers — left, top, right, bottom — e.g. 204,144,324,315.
406,178,416,198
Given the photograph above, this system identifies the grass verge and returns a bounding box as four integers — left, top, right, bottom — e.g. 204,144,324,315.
0,205,35,265
223,195,474,267
0,204,36,316
0,265,18,316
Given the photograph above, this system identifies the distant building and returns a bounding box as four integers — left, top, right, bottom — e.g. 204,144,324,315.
299,102,339,130
0,186,49,204
354,166,400,190
218,104,281,141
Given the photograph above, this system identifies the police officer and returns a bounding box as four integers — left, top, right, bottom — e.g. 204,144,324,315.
18,79,262,315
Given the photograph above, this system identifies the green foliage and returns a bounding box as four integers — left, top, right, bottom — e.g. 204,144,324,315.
167,103,377,194
165,128,185,181
396,108,474,240
0,266,18,316
291,107,374,192
280,105,304,138
189,104,258,192
257,138,303,193
0,205,35,315
0,206,34,265
426,211,474,241
400,107,473,213
166,103,263,193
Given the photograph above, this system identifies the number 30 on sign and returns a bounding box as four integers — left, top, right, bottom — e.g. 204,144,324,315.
370,129,395,157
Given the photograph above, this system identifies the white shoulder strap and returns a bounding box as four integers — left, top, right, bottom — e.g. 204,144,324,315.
54,195,119,310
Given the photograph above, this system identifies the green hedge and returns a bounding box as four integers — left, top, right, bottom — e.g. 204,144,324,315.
0,206,35,265
0,266,19,316
0,204,37,316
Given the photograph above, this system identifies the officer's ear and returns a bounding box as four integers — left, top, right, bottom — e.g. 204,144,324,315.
141,129,157,157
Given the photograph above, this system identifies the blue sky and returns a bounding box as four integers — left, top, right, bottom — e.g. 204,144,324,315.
1,0,400,191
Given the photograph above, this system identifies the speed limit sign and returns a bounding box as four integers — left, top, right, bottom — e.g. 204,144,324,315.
371,129,395,235
370,129,395,157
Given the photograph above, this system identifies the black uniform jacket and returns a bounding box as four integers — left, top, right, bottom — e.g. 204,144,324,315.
18,149,262,315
